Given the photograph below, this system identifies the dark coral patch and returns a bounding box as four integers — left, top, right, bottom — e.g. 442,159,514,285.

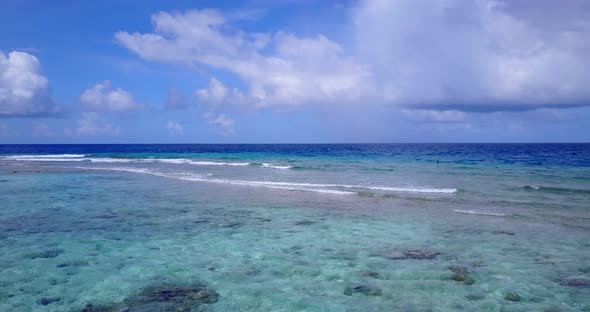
80,283,219,311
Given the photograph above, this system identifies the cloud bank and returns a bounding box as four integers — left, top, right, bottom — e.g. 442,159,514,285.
354,0,590,111
116,1,590,112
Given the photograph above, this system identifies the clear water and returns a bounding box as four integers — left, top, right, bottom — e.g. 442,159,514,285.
0,144,589,311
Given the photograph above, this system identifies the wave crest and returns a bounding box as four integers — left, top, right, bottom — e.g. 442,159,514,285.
76,166,457,196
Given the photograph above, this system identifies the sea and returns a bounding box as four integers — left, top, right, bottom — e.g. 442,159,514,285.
0,143,589,311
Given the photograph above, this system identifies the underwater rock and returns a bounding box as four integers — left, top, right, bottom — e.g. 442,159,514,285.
449,265,469,275
206,265,217,271
80,303,114,311
447,266,474,285
38,297,62,305
56,260,89,268
405,249,440,259
80,283,220,311
465,293,485,301
557,277,590,288
381,249,440,260
26,249,64,259
360,271,380,279
448,274,475,285
448,265,469,275
493,230,516,236
343,285,382,296
294,220,316,226
219,222,242,228
94,214,117,219
504,292,522,302
463,276,475,285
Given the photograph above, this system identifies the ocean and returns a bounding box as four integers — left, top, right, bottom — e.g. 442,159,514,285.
0,144,589,311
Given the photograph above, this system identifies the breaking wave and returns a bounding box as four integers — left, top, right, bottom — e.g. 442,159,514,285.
260,163,293,170
1,155,251,167
76,166,457,196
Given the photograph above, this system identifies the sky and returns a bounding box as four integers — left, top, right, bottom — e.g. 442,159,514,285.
1,0,589,143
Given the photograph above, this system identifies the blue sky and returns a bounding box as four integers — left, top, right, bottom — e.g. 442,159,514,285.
1,0,589,143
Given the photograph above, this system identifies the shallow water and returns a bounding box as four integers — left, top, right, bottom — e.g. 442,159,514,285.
1,144,589,311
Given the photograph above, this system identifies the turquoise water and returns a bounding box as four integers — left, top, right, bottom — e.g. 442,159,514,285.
0,144,589,311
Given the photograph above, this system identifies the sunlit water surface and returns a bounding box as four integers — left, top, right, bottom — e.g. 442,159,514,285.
0,144,589,311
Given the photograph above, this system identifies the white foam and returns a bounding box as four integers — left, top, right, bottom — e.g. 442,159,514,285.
218,180,456,194
261,163,293,170
2,155,251,166
2,157,88,162
76,166,456,196
453,209,508,217
89,158,135,163
2,154,86,160
365,186,458,193
185,160,250,166
77,166,354,195
261,186,356,195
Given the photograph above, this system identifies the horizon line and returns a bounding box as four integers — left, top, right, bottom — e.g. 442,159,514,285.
1,142,589,145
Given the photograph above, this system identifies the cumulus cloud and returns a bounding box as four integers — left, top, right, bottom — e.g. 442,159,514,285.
196,78,246,108
195,78,239,134
80,81,140,112
116,2,590,112
0,51,58,117
196,78,228,107
115,9,374,108
67,112,120,136
166,120,184,135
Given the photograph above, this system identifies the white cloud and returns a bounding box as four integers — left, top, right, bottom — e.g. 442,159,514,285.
115,9,374,108
166,120,184,135
353,0,590,110
195,78,239,134
401,109,468,123
196,78,228,107
0,51,58,117
203,112,235,134
80,81,140,112
196,78,246,108
69,112,120,136
116,3,590,112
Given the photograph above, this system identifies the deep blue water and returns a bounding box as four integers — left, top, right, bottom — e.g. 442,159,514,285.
1,143,589,167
